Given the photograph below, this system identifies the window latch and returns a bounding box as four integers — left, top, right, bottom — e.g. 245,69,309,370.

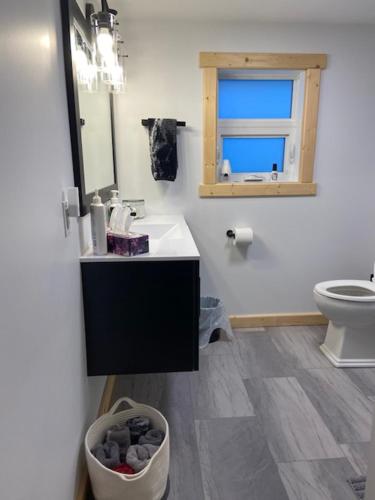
289,144,296,164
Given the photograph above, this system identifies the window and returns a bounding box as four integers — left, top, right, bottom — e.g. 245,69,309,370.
199,52,327,197
222,137,286,173
218,79,293,119
218,70,304,182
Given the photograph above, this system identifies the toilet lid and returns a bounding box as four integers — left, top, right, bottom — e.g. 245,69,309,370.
314,280,375,302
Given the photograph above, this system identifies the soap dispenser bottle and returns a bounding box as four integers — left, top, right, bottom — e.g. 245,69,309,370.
90,190,107,255
109,190,121,215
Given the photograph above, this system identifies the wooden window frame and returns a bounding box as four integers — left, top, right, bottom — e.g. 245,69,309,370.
199,52,327,197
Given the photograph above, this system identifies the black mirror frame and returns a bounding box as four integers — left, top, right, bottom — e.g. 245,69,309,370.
60,0,118,216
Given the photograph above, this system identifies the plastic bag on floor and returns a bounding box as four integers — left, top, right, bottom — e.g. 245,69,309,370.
199,297,234,349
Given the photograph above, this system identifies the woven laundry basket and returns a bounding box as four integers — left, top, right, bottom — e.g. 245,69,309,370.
85,397,169,500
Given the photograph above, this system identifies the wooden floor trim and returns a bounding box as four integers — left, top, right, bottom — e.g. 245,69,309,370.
230,312,328,328
76,375,117,500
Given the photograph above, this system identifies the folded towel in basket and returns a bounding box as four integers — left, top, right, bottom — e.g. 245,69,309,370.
112,463,135,475
126,416,151,444
139,429,165,447
92,441,121,469
126,444,159,473
106,423,131,462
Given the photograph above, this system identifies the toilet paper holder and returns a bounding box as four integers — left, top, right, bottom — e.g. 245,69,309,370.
226,228,254,245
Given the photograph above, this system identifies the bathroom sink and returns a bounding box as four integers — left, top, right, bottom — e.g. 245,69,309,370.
131,222,176,239
81,214,199,261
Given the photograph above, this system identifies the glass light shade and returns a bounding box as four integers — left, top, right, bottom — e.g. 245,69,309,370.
110,63,125,93
86,63,98,92
74,47,88,69
74,47,98,91
97,27,114,58
90,9,126,91
74,48,89,84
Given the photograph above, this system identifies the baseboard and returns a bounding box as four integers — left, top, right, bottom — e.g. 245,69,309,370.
76,375,117,500
230,312,328,328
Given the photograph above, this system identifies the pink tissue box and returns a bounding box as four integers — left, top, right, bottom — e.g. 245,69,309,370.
107,231,149,256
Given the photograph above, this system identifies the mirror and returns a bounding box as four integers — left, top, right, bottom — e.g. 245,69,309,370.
60,0,118,216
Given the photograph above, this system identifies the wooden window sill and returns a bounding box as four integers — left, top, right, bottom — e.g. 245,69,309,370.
199,182,317,197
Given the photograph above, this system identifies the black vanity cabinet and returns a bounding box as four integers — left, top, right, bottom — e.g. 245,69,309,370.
81,260,200,376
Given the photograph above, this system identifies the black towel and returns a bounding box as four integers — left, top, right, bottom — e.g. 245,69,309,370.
148,119,178,181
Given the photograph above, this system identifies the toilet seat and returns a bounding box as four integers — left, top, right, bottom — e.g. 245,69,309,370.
314,280,375,302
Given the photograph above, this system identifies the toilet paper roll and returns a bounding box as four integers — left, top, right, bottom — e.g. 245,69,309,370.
232,227,253,246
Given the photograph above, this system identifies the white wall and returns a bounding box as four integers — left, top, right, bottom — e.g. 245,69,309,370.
0,1,105,498
115,20,375,314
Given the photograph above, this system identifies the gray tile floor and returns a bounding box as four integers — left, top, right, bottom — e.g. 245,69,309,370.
110,326,375,500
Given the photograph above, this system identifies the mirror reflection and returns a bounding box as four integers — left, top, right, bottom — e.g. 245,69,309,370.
72,16,116,196
61,0,126,214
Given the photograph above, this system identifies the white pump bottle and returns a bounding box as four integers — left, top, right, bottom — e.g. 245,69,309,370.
90,190,107,255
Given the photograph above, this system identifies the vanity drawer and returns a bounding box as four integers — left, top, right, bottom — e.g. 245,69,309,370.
81,260,200,375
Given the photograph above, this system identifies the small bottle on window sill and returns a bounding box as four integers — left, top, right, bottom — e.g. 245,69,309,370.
221,159,231,182
271,163,278,181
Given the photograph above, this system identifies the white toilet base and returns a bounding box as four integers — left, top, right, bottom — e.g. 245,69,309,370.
320,320,375,368
320,343,375,368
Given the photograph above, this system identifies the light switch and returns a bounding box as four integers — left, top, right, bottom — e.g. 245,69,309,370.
62,187,80,237
67,187,80,217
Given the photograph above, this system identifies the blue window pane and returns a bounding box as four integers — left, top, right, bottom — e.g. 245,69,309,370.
222,137,285,173
219,79,293,119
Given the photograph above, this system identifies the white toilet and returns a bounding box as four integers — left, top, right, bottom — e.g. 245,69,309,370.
314,279,375,367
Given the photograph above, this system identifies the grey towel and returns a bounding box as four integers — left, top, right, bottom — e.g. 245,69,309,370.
126,416,151,444
92,441,120,469
148,119,178,181
139,429,165,447
126,444,159,473
106,423,131,462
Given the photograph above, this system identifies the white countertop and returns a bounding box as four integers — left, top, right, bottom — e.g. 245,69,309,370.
80,214,200,262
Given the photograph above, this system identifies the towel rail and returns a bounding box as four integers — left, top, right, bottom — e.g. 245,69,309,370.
141,119,186,127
